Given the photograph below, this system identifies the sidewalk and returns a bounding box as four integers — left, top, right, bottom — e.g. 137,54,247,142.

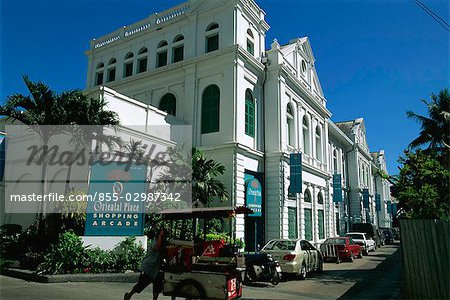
338,247,403,299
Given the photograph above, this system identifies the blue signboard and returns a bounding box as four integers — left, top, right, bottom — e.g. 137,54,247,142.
375,194,381,212
289,153,302,194
391,203,397,216
362,188,370,209
85,162,147,236
245,177,262,217
332,174,343,203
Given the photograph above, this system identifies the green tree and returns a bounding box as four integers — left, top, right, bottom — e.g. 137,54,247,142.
391,149,449,220
191,147,228,207
407,88,450,151
0,75,120,239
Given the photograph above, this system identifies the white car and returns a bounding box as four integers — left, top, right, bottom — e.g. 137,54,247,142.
345,232,376,255
261,239,323,279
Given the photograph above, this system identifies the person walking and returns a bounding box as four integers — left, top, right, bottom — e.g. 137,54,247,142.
124,228,166,300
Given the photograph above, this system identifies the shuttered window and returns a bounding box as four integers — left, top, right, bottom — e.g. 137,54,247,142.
201,85,220,134
288,207,298,239
304,208,313,241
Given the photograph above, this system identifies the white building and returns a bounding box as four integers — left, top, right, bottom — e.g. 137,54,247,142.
81,0,393,249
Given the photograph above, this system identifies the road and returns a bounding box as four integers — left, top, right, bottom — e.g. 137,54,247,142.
0,242,402,300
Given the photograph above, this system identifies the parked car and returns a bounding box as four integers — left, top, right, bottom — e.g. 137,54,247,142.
377,229,386,246
261,239,323,280
320,237,362,263
381,228,394,244
351,223,381,248
345,232,376,255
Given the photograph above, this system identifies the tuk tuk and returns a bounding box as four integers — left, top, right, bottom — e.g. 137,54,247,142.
159,206,252,300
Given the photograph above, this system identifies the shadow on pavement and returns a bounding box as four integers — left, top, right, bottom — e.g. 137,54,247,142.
336,247,403,299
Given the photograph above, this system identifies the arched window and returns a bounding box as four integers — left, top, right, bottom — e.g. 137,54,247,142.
301,60,307,76
318,191,324,204
157,41,168,68
159,93,177,116
246,29,254,55
123,52,134,77
137,47,148,73
333,149,338,173
172,35,184,63
95,62,104,86
302,116,310,155
315,126,322,161
245,89,255,137
201,85,220,134
286,104,294,146
205,23,219,53
304,189,312,203
107,58,117,83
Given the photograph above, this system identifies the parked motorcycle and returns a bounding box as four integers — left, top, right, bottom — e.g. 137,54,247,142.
244,252,281,285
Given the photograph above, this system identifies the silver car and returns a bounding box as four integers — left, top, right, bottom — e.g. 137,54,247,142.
261,239,323,279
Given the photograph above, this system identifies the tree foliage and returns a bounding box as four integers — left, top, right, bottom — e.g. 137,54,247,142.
407,88,450,151
392,149,449,220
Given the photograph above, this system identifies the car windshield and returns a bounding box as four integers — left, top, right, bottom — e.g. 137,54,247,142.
346,234,364,240
263,240,296,251
324,238,346,245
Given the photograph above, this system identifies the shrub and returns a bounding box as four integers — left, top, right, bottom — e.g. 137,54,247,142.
83,248,113,274
0,224,23,260
38,232,87,275
110,237,145,272
20,252,44,270
205,233,245,249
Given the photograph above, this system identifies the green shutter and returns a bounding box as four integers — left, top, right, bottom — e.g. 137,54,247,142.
138,58,147,73
173,46,184,62
159,94,177,116
207,34,219,52
288,207,298,239
318,210,324,239
157,51,167,67
201,85,220,134
245,90,255,137
304,208,312,241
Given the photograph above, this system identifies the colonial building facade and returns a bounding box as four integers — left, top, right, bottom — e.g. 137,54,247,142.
83,0,393,250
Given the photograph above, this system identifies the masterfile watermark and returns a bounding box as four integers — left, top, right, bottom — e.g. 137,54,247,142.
3,125,192,214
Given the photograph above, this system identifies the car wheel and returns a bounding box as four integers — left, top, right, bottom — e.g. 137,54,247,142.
349,254,354,262
299,264,307,280
363,250,369,256
357,251,363,258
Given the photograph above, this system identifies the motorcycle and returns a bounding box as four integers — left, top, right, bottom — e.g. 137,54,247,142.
244,253,281,285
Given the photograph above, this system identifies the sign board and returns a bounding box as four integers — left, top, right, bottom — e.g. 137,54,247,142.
391,203,397,216
362,188,370,209
289,153,302,194
375,194,381,212
332,174,343,203
84,162,147,236
245,177,262,217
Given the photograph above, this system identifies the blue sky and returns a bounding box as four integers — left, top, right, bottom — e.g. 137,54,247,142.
1,0,449,174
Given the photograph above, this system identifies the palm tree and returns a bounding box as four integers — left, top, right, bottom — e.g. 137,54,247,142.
407,88,450,150
191,147,228,207
0,75,120,237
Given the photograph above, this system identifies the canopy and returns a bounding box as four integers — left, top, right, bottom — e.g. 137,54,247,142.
158,206,253,220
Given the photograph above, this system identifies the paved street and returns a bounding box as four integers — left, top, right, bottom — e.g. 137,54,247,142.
0,242,401,300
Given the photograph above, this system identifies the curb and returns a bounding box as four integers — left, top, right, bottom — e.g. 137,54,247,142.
1,268,140,283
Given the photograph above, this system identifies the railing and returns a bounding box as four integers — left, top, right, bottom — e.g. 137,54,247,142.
92,2,191,49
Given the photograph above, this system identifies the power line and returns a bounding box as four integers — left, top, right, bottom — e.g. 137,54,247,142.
412,0,450,32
